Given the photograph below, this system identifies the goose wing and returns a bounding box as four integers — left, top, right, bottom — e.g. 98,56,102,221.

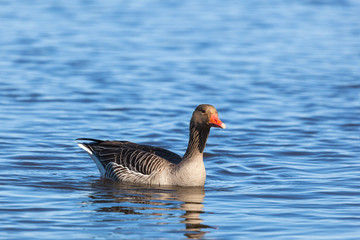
77,138,181,181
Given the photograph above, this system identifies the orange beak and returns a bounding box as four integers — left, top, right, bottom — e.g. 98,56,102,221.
209,114,226,129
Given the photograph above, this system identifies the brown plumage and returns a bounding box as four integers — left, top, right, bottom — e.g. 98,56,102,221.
77,104,225,186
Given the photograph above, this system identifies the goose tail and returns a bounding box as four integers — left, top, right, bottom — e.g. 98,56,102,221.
76,139,106,177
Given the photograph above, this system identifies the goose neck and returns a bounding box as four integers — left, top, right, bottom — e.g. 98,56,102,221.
183,125,210,160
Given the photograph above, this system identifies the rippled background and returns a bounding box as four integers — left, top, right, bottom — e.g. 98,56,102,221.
1,0,360,239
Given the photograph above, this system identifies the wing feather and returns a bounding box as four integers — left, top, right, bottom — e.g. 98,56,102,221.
78,140,177,178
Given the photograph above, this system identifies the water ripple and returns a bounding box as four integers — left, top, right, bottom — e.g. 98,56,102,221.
1,0,360,239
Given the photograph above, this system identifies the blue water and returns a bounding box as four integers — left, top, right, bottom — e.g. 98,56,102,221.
1,0,360,239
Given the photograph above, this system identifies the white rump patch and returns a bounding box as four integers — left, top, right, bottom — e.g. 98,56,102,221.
77,143,106,177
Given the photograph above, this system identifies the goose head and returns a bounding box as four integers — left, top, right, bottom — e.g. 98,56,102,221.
190,104,226,129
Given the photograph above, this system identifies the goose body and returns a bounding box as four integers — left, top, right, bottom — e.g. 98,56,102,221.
77,104,225,186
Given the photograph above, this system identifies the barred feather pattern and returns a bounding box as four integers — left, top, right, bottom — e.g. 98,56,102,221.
80,141,176,183
105,162,153,183
98,147,172,174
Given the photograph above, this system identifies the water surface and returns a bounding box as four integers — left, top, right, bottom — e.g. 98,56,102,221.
1,0,360,239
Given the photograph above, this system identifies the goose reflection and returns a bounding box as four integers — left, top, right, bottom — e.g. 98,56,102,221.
87,180,214,239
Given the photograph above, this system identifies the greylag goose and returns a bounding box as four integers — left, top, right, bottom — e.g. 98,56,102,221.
77,104,225,186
